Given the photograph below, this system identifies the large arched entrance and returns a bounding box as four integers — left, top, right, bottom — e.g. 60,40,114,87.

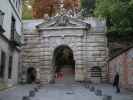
52,45,75,83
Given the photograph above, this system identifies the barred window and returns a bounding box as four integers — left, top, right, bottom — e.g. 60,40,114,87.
91,66,102,77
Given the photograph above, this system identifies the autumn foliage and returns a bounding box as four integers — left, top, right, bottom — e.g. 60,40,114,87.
64,0,80,10
32,0,80,18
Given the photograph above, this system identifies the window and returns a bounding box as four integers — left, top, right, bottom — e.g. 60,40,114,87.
18,0,21,12
0,10,5,33
0,10,4,26
16,1,18,9
11,16,16,39
8,56,13,79
0,51,6,78
91,66,102,77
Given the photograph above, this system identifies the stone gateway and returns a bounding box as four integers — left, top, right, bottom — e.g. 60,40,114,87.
22,16,108,84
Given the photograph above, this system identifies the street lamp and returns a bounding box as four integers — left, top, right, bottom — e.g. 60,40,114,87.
0,10,5,33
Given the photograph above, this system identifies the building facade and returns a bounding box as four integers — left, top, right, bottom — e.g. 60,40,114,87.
0,0,22,86
22,16,108,84
108,47,133,90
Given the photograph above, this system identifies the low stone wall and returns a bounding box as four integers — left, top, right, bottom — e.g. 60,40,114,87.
108,47,133,90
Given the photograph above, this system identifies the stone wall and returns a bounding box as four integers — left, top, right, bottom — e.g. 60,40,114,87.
22,18,108,84
21,31,41,79
108,47,133,90
39,28,84,82
83,32,108,83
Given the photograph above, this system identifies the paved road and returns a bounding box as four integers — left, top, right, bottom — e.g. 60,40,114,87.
94,84,133,100
0,83,133,100
0,84,34,100
32,83,133,100
33,83,102,100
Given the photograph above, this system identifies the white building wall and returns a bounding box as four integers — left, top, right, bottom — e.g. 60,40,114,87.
0,0,22,39
8,50,19,85
0,38,10,82
0,0,22,86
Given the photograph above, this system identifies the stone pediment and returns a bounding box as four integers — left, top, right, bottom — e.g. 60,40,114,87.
36,15,89,30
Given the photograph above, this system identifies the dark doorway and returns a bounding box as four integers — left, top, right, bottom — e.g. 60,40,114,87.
0,51,6,78
91,66,102,77
27,67,36,84
91,66,102,83
53,45,75,82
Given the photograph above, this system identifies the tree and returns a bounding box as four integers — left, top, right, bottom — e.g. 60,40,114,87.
80,0,95,17
32,0,80,18
64,0,79,10
32,0,58,18
94,0,133,35
22,0,34,19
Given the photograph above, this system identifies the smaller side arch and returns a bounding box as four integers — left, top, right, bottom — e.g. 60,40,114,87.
91,66,102,77
26,67,37,84
90,66,102,83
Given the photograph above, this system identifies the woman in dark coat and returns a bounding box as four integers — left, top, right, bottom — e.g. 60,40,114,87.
113,72,120,93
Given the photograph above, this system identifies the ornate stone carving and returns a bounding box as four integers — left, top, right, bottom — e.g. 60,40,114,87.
56,15,69,26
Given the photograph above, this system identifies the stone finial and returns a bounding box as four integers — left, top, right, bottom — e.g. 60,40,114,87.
44,13,49,20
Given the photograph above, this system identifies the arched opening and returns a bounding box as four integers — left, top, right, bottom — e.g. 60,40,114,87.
27,67,37,84
91,66,102,83
52,45,75,82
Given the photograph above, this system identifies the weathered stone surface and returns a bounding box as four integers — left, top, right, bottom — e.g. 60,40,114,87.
22,16,108,84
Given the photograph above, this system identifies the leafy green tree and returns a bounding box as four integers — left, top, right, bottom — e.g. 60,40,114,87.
22,0,34,19
94,0,133,34
80,0,95,17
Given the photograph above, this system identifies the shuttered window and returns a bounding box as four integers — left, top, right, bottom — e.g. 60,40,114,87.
0,51,6,78
8,56,13,79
